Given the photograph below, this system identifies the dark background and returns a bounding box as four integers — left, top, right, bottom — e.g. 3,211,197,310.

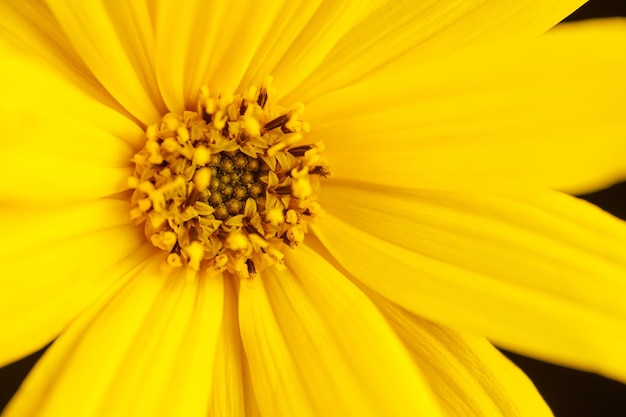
1,0,626,414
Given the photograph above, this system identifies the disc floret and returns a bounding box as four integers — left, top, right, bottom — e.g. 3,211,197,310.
129,86,328,278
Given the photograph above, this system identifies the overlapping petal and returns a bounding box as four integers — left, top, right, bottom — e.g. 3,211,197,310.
1,0,625,416
209,277,260,417
0,232,149,369
44,1,165,124
3,257,224,417
0,0,121,110
0,200,148,366
373,295,553,417
315,182,626,382
307,19,626,194
282,0,587,103
239,245,444,417
154,0,309,112
0,42,144,202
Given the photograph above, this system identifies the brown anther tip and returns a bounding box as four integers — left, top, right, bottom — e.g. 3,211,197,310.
263,113,290,131
257,87,268,109
275,185,292,195
201,108,212,124
287,145,313,157
189,226,199,241
246,258,257,275
310,166,330,178
239,100,248,115
185,188,201,207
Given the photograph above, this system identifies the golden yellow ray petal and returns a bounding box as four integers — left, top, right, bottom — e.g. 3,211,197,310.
0,199,135,264
3,256,224,417
267,0,383,102
314,183,626,382
285,0,587,104
0,45,144,202
209,277,247,417
44,0,165,124
154,0,292,112
0,219,148,367
239,244,445,417
373,295,553,417
0,0,123,112
237,0,325,91
307,19,626,194
238,274,318,417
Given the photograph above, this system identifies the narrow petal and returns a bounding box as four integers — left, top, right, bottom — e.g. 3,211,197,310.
154,0,298,112
307,19,626,194
372,295,553,417
256,1,379,102
44,0,164,124
0,44,144,202
314,182,626,382
209,276,252,417
0,200,148,367
0,0,121,111
239,244,444,417
284,0,587,103
3,257,224,417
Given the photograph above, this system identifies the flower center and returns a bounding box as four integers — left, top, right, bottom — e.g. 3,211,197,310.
128,86,328,278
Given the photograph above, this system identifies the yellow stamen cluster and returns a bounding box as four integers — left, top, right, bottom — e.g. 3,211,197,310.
129,86,328,278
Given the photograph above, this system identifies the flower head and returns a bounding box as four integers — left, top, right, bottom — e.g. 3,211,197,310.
1,1,626,416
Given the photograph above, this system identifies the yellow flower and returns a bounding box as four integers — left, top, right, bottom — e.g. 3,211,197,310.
1,1,626,416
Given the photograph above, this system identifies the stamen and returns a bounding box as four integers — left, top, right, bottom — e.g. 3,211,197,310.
129,86,328,278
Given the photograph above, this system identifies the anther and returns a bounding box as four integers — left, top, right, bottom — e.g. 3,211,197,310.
288,145,313,157
257,87,268,109
264,113,290,131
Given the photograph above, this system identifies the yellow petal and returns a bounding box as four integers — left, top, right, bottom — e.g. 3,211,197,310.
263,0,380,102
154,0,298,112
239,244,444,417
0,0,122,111
373,295,553,417
209,276,253,417
0,44,144,202
44,0,165,124
237,0,326,91
3,256,224,417
284,0,586,103
307,19,626,194
314,182,626,382
0,200,147,367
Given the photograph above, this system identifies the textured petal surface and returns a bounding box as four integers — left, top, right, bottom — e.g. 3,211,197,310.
315,182,626,382
3,256,224,417
209,277,259,417
372,295,553,417
282,0,586,103
0,200,147,367
154,0,301,112
44,0,164,124
239,244,443,417
0,0,121,111
307,19,626,194
0,41,143,203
